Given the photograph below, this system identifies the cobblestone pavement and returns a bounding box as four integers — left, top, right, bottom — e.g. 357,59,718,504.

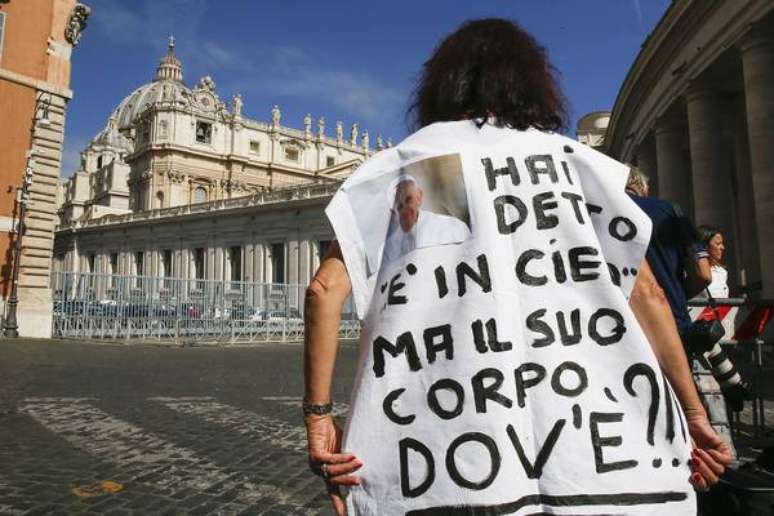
2,340,774,515
0,339,358,515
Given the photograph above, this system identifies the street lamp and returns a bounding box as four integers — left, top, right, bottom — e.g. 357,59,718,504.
3,154,34,338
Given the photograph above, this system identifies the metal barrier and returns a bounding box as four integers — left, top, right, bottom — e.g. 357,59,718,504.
688,296,774,439
50,272,360,344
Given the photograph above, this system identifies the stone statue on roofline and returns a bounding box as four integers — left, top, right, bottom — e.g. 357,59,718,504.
271,105,281,126
336,121,344,145
350,123,359,146
304,113,312,139
197,75,216,92
318,117,325,139
232,94,243,117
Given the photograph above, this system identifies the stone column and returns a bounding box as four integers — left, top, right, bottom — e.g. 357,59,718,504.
732,101,760,289
635,135,658,196
654,118,692,213
740,25,774,297
299,239,311,287
253,242,264,307
288,238,299,285
686,85,737,285
214,247,224,282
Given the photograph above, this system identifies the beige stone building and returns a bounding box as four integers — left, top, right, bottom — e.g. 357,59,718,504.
576,111,610,151
0,1,89,337
606,0,774,297
54,41,384,295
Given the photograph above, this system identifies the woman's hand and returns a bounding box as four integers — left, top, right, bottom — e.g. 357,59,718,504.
305,414,362,515
685,409,733,491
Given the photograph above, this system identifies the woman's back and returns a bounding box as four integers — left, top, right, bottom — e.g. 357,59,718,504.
327,121,695,515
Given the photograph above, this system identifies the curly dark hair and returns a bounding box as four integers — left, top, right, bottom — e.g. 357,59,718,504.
407,18,568,132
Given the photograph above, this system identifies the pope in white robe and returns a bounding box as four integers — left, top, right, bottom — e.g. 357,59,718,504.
382,175,471,265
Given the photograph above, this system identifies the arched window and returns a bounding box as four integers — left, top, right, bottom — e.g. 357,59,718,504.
156,191,164,209
194,186,207,204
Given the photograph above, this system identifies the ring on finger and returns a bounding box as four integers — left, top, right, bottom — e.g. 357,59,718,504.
321,462,330,479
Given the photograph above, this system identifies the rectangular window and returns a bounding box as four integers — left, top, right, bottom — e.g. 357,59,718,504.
109,253,118,287
134,251,144,289
249,140,260,155
193,248,205,288
284,147,300,162
162,249,173,289
229,246,242,286
193,186,207,204
271,243,285,284
134,251,144,275
0,13,6,62
326,156,335,167
195,121,212,144
162,250,173,278
141,122,150,143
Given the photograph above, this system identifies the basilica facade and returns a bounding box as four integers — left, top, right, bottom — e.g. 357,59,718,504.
54,40,383,292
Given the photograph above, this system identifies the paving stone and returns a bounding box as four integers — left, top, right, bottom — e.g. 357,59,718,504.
0,340,357,514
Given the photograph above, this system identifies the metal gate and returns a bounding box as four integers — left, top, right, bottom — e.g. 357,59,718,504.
50,272,360,344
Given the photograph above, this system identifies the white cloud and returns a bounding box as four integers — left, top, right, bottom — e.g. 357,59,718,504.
292,69,403,124
631,0,644,29
88,3,403,128
92,0,146,46
91,0,207,53
233,46,404,127
198,42,244,72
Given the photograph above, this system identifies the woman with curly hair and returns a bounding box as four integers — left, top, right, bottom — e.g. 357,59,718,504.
304,19,730,515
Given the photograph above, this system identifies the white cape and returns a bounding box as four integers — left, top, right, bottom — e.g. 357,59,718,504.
326,121,695,515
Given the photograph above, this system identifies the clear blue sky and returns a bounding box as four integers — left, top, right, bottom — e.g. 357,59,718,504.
62,0,671,176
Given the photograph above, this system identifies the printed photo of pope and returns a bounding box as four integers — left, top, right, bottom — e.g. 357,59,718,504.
382,173,471,264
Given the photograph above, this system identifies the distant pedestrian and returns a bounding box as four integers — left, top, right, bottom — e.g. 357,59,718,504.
696,225,750,414
697,225,729,298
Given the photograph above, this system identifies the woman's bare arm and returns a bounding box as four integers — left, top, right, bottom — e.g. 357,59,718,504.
629,260,703,414
304,242,352,404
303,242,361,514
629,259,731,488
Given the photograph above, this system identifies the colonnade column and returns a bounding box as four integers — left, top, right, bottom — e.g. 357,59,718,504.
654,118,692,213
686,85,737,284
740,24,774,297
635,136,658,196
732,102,760,290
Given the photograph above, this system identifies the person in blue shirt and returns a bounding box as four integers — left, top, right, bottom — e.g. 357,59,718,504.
626,166,742,461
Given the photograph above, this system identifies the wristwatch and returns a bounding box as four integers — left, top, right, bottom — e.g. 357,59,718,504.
303,397,333,416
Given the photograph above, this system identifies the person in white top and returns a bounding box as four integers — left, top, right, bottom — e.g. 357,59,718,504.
696,224,750,414
382,175,471,264
698,226,729,298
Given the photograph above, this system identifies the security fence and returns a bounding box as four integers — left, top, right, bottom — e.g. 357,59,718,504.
688,296,774,439
50,272,359,343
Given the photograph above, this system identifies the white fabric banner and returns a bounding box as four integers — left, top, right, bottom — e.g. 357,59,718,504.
326,121,695,515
